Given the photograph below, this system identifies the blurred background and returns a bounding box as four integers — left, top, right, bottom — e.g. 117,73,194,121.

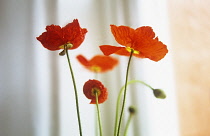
0,0,209,136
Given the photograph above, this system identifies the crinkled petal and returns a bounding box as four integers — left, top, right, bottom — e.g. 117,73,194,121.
36,19,87,51
36,25,64,50
135,26,155,39
100,45,124,56
111,25,135,47
103,25,168,61
132,26,155,49
63,19,87,49
136,38,168,61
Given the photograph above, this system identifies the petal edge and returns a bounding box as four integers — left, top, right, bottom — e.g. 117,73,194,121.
99,45,124,56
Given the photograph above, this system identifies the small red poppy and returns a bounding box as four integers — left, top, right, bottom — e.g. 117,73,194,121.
76,54,118,73
100,25,168,61
83,79,108,104
36,19,87,51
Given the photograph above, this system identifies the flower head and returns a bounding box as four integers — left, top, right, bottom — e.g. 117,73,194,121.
36,19,87,51
83,79,108,104
100,25,168,61
76,54,118,73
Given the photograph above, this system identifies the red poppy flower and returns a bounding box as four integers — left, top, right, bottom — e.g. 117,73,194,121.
83,79,108,104
99,25,168,61
36,19,87,51
76,54,118,73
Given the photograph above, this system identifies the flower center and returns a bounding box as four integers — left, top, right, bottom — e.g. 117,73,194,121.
59,42,73,49
125,47,139,54
91,66,101,72
59,43,73,56
91,87,101,97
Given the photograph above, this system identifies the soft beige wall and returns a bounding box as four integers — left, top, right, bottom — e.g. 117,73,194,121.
168,1,210,136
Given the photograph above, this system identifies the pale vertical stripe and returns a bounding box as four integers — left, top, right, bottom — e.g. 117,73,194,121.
44,0,60,136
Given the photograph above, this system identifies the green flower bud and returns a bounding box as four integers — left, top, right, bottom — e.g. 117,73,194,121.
153,89,166,99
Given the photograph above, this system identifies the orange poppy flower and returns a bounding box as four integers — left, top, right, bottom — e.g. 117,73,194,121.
76,54,118,73
36,19,87,51
83,79,108,104
100,25,168,61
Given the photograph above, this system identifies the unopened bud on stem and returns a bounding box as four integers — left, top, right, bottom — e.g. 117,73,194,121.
128,106,136,115
153,89,166,99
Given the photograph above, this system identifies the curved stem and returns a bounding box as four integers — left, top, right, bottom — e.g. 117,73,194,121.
95,92,103,136
114,79,154,136
116,51,133,136
123,114,133,136
65,48,83,136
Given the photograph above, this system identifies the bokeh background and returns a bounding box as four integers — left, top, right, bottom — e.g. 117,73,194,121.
0,0,209,136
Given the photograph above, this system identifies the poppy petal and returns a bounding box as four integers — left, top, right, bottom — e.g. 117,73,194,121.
137,38,168,61
37,19,87,51
135,26,155,40
111,25,135,47
114,48,132,56
63,19,88,49
76,55,90,67
100,45,124,56
89,55,118,72
36,25,64,50
83,79,108,104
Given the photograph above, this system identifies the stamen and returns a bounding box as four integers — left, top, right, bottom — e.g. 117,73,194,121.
65,43,73,49
126,47,139,54
91,88,101,97
91,66,101,72
59,43,73,56
59,43,73,49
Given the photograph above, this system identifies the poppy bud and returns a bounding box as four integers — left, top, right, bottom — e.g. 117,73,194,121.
128,106,136,115
59,49,66,56
152,89,166,99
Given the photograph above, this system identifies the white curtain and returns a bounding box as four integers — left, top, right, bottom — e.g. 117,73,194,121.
0,0,179,136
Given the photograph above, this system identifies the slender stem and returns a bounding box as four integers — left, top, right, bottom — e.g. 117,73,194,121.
114,90,121,136
93,72,99,136
116,51,133,136
126,80,154,90
65,48,83,136
114,80,129,136
94,72,98,80
95,92,103,136
123,114,133,136
114,80,154,135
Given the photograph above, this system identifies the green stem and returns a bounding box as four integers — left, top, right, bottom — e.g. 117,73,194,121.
95,92,103,136
94,72,98,80
126,80,154,90
93,72,98,136
114,80,154,136
65,48,83,136
123,114,133,136
116,51,133,136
